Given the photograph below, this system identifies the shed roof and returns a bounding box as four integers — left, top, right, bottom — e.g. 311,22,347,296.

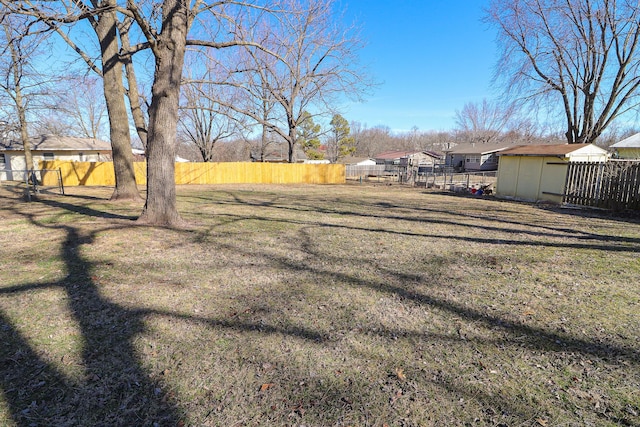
447,142,515,155
611,133,640,148
498,143,606,157
0,134,112,151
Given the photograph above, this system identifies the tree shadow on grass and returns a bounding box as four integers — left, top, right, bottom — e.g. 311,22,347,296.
0,219,182,426
2,186,639,425
207,210,640,255
191,207,640,365
209,222,640,424
241,227,640,366
0,185,138,221
177,222,640,424
207,189,640,249
126,187,640,364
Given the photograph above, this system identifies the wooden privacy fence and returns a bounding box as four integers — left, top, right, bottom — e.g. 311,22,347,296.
39,161,346,186
564,160,640,210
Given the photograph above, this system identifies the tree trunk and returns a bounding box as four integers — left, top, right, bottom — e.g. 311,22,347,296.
4,23,34,184
261,124,268,161
287,126,296,162
137,0,187,226
10,57,33,177
96,7,141,201
120,23,148,149
16,90,34,177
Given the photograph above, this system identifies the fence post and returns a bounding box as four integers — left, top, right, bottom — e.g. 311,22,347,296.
24,172,31,202
58,168,65,195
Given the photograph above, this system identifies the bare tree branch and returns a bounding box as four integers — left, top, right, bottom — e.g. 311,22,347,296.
487,0,640,144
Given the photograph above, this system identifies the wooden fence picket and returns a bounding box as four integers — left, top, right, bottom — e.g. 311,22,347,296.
563,161,640,210
39,161,346,186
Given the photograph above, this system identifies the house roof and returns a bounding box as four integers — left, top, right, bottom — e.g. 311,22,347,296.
446,142,515,155
337,156,375,165
611,133,640,148
375,150,443,160
498,143,606,157
0,134,112,151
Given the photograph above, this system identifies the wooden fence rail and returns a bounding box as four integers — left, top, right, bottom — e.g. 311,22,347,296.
39,161,346,186
564,161,640,210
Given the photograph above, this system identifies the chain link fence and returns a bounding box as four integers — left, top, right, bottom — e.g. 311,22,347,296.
0,169,64,201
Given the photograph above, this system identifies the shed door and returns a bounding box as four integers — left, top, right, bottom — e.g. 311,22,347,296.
515,157,544,201
496,157,520,197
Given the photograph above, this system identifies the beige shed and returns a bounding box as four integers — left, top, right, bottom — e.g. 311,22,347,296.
496,144,610,203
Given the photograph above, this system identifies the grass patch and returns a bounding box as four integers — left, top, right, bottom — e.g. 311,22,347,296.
1,183,639,426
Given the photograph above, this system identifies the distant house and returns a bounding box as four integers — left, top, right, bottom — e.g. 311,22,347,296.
444,143,514,171
132,148,147,161
0,135,112,181
375,150,443,171
610,133,640,159
132,148,190,163
496,143,610,203
338,157,376,166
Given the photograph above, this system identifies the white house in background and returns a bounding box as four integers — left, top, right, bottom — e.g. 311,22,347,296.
338,157,376,166
0,135,112,181
610,133,640,159
132,147,190,163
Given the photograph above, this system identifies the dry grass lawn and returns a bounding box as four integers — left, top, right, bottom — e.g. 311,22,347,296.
0,182,639,426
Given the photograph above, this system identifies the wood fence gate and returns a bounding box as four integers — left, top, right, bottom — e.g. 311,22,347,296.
564,161,640,210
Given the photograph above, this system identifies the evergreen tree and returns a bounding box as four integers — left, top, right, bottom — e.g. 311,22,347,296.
327,114,355,162
297,111,324,159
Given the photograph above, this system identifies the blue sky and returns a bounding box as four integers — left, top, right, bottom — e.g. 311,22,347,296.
340,1,498,133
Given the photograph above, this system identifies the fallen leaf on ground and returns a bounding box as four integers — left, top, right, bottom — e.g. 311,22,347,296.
260,383,275,392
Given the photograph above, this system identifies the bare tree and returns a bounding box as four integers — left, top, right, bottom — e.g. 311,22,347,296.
349,120,365,155
223,0,371,162
487,0,640,144
122,0,289,225
48,74,109,139
72,0,141,200
415,130,455,152
352,125,400,157
29,114,68,136
2,0,142,200
179,60,245,162
118,15,148,149
0,13,49,180
214,137,252,162
454,98,518,144
123,0,368,223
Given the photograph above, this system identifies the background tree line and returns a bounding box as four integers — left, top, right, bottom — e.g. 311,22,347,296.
2,0,640,225
0,0,372,225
